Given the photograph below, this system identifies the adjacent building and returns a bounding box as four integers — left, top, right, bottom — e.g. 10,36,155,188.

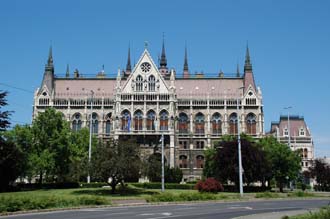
270,116,315,172
33,43,264,181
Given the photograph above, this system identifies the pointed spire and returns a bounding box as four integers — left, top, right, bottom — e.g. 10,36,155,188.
48,46,53,65
184,45,188,71
160,34,167,68
66,64,70,78
126,45,132,73
244,43,252,72
236,63,240,77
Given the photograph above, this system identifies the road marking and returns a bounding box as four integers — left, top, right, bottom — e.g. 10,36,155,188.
228,206,253,210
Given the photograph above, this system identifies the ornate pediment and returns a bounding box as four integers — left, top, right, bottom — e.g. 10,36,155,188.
121,49,170,93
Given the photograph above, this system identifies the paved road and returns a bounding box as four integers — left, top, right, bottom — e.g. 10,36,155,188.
1,199,329,219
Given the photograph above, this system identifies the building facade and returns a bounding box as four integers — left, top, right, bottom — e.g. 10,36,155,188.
33,43,264,181
270,116,315,172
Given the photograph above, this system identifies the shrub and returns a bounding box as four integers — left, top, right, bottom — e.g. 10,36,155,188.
80,182,108,188
195,178,224,193
130,182,194,190
255,192,280,199
287,191,315,198
0,195,110,213
146,192,218,202
166,166,183,183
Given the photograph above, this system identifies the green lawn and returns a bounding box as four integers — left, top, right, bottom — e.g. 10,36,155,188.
0,186,329,214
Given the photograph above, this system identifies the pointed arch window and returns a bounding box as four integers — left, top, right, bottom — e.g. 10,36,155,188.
212,113,222,135
147,110,156,131
246,113,256,135
179,155,188,168
72,113,82,131
134,110,143,131
105,113,112,136
136,75,143,92
195,113,205,134
196,155,204,168
160,110,169,131
229,113,238,135
178,112,189,134
148,75,156,91
121,110,131,131
91,113,99,134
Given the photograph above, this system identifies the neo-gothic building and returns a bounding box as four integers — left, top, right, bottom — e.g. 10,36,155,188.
33,43,264,181
270,116,315,172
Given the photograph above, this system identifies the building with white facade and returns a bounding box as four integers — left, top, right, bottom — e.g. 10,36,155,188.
270,116,315,172
33,43,264,181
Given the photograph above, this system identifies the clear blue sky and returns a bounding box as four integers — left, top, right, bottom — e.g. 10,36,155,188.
1,0,329,157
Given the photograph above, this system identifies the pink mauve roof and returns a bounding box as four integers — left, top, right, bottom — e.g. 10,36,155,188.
278,119,311,137
54,79,116,98
174,78,244,99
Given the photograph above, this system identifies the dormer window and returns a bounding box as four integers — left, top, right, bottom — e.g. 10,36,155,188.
284,128,289,136
299,128,305,136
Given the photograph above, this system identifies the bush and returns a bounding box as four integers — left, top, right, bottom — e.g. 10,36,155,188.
255,192,280,199
287,191,315,198
222,185,271,193
13,182,80,191
195,178,224,193
80,182,108,188
130,182,195,190
166,166,183,183
283,207,330,219
0,195,110,213
146,192,219,202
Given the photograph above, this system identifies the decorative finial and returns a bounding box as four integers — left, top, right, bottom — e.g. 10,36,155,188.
144,41,148,49
66,64,70,78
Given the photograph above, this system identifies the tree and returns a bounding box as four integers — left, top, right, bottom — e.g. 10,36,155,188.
259,136,301,192
68,128,97,182
30,108,72,183
308,158,330,189
146,153,162,182
208,134,270,188
91,139,141,193
3,125,33,181
0,91,11,131
0,91,27,191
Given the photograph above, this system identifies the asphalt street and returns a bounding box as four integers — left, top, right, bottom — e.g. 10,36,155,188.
1,199,329,219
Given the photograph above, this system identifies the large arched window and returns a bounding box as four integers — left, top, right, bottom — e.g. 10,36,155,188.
136,75,143,92
212,113,222,135
147,110,156,131
178,112,189,134
148,75,156,91
195,113,205,134
105,113,112,136
246,113,257,135
303,148,308,158
229,113,238,135
121,110,131,131
196,155,204,168
179,155,188,168
160,110,169,131
91,113,99,134
72,113,82,131
134,110,143,131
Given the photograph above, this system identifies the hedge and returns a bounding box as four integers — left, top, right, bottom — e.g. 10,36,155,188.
130,183,195,190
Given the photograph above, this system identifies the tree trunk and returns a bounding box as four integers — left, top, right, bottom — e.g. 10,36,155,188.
39,171,43,185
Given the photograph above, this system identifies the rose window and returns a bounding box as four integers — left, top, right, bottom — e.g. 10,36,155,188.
140,62,151,73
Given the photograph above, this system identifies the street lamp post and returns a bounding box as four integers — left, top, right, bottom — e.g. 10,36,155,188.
284,107,292,147
237,87,244,197
161,133,165,192
87,90,94,183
